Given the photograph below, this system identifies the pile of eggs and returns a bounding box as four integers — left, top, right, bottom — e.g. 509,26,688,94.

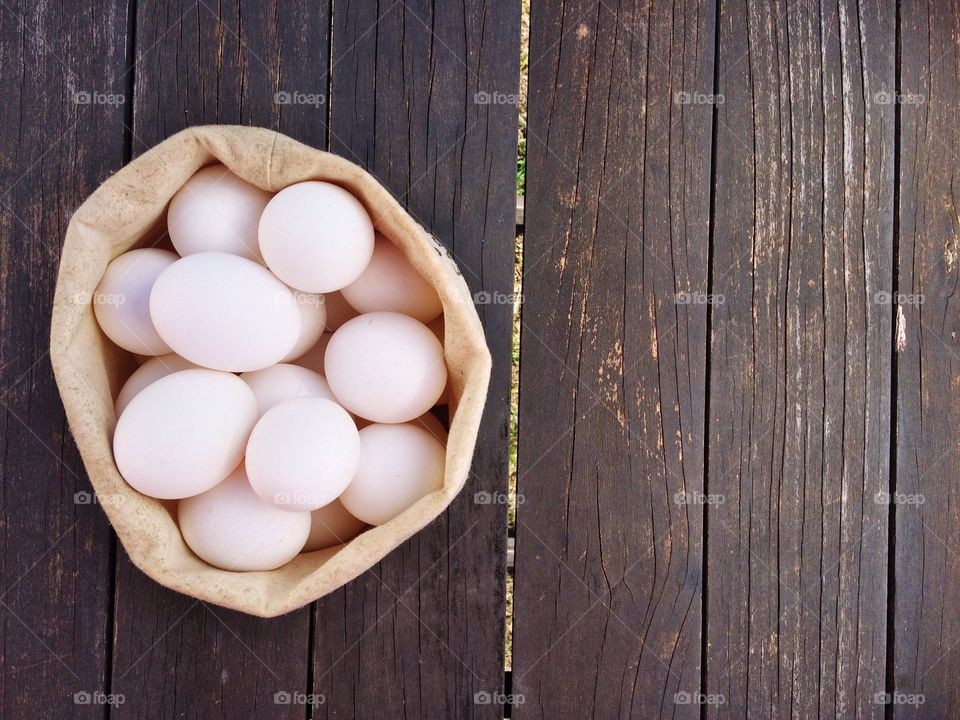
96,165,449,572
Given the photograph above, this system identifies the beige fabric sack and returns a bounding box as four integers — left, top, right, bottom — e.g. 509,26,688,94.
50,125,491,617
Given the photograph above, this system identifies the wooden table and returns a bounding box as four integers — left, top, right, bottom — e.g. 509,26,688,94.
1,1,957,718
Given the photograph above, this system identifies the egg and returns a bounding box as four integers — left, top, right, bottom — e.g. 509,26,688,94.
325,312,447,423
302,499,367,552
323,291,360,331
115,353,198,416
245,397,361,511
258,181,375,293
281,291,327,362
178,466,310,571
339,423,446,525
340,233,443,322
241,363,336,415
113,369,258,499
292,332,332,375
93,248,178,355
149,252,301,372
166,164,272,261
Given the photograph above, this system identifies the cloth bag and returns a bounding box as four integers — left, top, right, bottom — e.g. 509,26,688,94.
50,125,491,617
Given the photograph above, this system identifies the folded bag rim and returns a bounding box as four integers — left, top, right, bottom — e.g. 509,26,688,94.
50,125,492,617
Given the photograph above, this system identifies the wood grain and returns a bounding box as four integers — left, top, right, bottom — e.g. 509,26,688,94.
110,3,329,718
309,1,518,717
705,0,893,717
893,0,960,716
512,1,714,717
0,1,129,718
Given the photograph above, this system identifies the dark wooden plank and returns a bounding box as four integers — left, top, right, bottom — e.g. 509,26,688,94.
705,0,893,717
893,1,960,716
0,0,129,718
309,1,518,718
110,3,329,718
511,1,714,716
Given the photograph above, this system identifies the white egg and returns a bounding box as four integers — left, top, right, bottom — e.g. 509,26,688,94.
113,369,258,499
258,181,375,292
303,499,367,552
281,291,327,362
292,332,332,375
245,397,360,511
323,291,360,331
149,252,301,372
93,248,178,355
241,363,336,415
325,312,447,423
339,423,446,526
115,354,198,416
340,233,443,322
178,466,310,571
167,165,272,261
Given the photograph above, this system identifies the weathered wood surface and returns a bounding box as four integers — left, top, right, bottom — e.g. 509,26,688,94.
0,1,129,718
0,0,517,719
512,1,715,717
310,1,518,718
893,1,960,717
3,0,960,718
705,1,894,718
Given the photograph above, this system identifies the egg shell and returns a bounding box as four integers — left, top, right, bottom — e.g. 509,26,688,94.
178,466,311,571
245,397,361,511
93,248,178,355
115,354,198,416
258,181,375,293
149,252,301,372
325,312,447,423
302,499,367,552
167,165,272,261
241,363,336,416
339,423,446,526
340,233,443,322
113,369,258,499
281,291,327,362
